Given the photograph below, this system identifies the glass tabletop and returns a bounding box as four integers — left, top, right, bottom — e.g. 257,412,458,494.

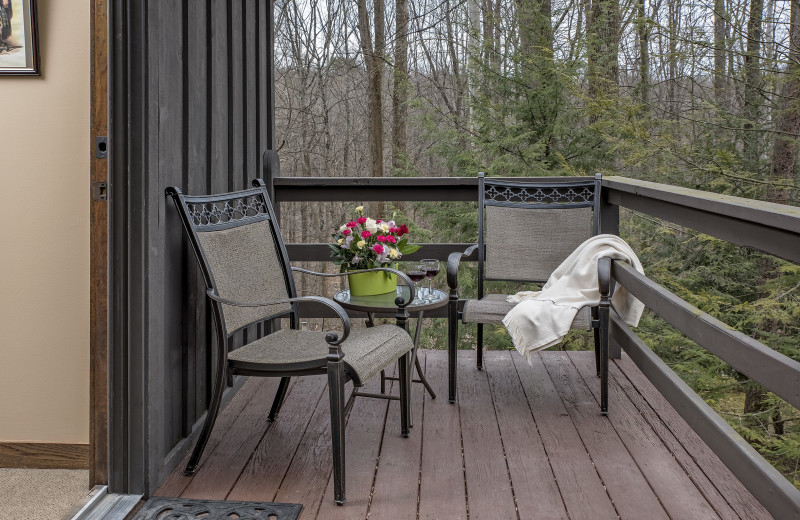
333,286,448,313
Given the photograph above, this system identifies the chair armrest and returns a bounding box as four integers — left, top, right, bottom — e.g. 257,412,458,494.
205,289,351,345
597,257,618,298
291,266,416,306
447,244,478,290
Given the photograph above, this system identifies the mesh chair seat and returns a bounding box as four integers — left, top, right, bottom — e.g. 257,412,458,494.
462,293,592,329
228,325,413,386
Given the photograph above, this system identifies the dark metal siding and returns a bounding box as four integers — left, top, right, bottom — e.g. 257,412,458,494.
109,0,274,495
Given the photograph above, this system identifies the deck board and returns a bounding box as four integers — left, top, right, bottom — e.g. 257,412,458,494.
605,358,742,520
512,353,619,519
570,351,723,520
369,353,427,519
541,352,669,520
484,352,568,520
226,375,327,502
615,356,773,520
417,350,468,520
156,350,774,520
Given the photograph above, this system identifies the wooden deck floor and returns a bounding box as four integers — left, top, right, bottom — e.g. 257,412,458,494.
156,350,773,520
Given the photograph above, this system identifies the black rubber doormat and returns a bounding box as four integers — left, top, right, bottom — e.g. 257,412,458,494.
131,497,302,520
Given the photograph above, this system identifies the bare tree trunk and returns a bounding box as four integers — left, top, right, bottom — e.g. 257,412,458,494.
519,0,553,54
587,0,620,103
467,0,480,126
742,0,764,172
714,0,726,105
392,0,409,176
357,0,384,179
483,0,496,71
667,0,680,121
768,0,800,205
637,0,650,106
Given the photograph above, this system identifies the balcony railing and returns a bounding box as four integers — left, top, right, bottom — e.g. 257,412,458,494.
264,159,800,519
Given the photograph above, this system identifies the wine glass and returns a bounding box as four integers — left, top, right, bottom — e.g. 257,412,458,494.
406,263,427,302
422,259,440,301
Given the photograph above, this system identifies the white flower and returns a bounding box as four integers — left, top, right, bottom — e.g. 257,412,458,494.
357,240,366,249
351,255,361,265
365,218,378,234
355,205,364,214
389,248,400,259
380,222,390,233
345,235,354,247
339,224,349,232
337,238,344,245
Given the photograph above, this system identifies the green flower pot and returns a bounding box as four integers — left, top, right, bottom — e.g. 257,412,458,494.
347,270,398,296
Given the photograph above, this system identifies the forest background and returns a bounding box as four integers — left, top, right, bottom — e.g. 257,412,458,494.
272,0,800,487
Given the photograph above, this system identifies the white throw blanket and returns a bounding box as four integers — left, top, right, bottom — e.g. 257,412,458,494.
502,234,645,362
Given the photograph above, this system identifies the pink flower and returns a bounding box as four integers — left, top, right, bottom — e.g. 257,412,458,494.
377,235,387,242
398,224,409,236
373,244,384,254
361,230,372,239
357,217,367,224
342,229,351,236
346,221,357,228
386,235,397,243
390,227,399,234
376,219,383,223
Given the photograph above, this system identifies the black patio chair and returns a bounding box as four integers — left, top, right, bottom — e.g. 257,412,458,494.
166,179,414,505
446,173,612,413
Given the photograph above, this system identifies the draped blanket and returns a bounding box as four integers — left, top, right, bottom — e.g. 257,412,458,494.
502,234,645,362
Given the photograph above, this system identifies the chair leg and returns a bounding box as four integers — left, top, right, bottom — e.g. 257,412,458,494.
447,298,458,403
597,257,611,415
476,323,484,370
185,362,227,475
398,352,411,437
328,359,347,505
592,307,601,377
599,303,609,415
268,377,291,422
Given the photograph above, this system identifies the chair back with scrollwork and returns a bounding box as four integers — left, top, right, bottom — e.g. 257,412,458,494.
478,173,601,289
166,180,297,337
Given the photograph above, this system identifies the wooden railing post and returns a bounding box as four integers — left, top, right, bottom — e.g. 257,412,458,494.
599,185,620,236
263,149,280,222
600,182,621,358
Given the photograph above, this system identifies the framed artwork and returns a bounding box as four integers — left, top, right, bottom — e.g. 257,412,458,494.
0,0,39,75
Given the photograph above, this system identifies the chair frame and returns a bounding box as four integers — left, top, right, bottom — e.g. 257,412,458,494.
447,173,612,413
166,179,414,505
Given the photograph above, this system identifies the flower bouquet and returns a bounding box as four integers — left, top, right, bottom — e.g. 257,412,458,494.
330,206,420,295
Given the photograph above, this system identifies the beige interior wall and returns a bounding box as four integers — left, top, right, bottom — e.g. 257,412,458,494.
0,0,90,443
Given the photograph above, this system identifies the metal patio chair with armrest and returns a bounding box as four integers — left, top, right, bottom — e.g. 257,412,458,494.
166,179,415,506
446,173,613,413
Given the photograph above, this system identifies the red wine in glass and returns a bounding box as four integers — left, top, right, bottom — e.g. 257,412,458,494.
407,270,426,283
424,266,440,279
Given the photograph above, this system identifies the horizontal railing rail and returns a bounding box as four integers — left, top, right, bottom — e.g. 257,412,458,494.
265,168,800,518
603,176,800,264
612,261,800,410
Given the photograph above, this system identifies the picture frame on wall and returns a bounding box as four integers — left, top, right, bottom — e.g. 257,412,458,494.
0,0,39,75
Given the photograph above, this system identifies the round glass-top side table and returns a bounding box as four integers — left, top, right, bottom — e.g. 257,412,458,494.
333,287,447,406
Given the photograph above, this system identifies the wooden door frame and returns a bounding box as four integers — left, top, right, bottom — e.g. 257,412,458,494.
89,0,109,487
